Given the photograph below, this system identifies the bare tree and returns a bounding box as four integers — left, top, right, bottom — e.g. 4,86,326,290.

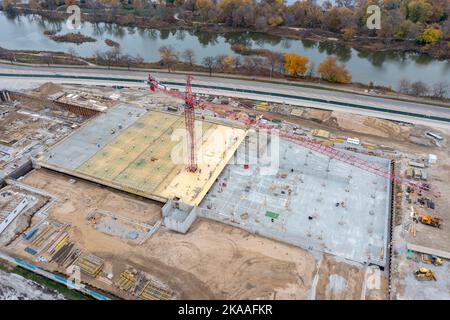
307,61,316,78
410,81,429,96
41,52,53,66
134,55,144,65
182,49,196,67
4,51,15,64
99,50,116,69
431,81,448,99
122,54,133,70
214,54,227,71
202,56,215,76
234,56,242,69
265,51,284,78
398,78,411,94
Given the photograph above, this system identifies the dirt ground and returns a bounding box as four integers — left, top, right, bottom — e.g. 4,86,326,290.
5,84,448,300
1,168,381,300
295,108,412,141
313,255,388,300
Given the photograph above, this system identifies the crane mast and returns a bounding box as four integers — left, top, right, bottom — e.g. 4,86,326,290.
184,75,198,172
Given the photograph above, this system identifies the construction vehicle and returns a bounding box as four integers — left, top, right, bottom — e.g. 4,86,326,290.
414,267,437,281
421,254,443,266
418,214,442,228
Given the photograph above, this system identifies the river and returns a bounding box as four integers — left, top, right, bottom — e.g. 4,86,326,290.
0,11,449,89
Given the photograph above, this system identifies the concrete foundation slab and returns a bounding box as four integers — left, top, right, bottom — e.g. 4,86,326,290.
199,137,392,267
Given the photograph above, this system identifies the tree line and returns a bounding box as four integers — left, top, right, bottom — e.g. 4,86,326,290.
93,43,447,98
6,0,449,47
158,44,353,83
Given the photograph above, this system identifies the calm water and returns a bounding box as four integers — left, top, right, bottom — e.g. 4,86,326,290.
0,12,449,89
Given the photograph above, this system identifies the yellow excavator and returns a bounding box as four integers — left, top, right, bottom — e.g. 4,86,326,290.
422,254,443,266
418,215,442,228
414,267,437,281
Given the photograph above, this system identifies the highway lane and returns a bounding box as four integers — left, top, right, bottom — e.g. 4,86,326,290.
1,64,450,129
1,64,449,113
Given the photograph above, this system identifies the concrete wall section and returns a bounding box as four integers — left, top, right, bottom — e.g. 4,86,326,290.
162,200,198,234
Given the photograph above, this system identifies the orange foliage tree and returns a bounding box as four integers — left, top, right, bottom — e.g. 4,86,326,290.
284,53,309,77
317,56,352,84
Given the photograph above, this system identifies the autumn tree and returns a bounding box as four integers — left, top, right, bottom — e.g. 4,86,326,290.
407,0,433,24
417,25,443,45
158,45,179,72
64,0,77,5
317,56,352,84
284,53,309,78
323,7,356,33
196,0,212,11
195,0,213,22
30,0,42,9
285,0,323,28
221,55,235,69
341,27,355,41
132,0,143,11
217,0,255,28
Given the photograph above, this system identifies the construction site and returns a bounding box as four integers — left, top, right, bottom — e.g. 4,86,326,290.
0,77,449,300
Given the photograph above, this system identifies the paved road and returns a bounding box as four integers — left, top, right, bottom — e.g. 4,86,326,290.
1,64,449,129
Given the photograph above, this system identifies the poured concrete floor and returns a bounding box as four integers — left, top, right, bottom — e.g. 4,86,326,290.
38,104,246,205
199,136,391,266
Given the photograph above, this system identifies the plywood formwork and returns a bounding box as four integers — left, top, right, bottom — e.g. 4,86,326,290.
38,104,247,206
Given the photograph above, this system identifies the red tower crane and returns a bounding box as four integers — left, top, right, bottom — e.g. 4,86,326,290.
149,74,198,172
147,73,440,198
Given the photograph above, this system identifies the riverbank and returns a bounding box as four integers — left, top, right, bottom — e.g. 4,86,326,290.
0,46,398,96
1,55,449,106
4,6,449,61
0,47,89,66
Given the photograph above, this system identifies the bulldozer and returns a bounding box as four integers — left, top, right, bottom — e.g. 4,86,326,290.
422,254,443,266
414,267,437,281
418,215,442,228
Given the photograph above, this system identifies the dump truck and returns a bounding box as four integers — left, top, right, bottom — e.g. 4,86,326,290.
414,267,437,281
422,254,443,266
418,215,442,228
